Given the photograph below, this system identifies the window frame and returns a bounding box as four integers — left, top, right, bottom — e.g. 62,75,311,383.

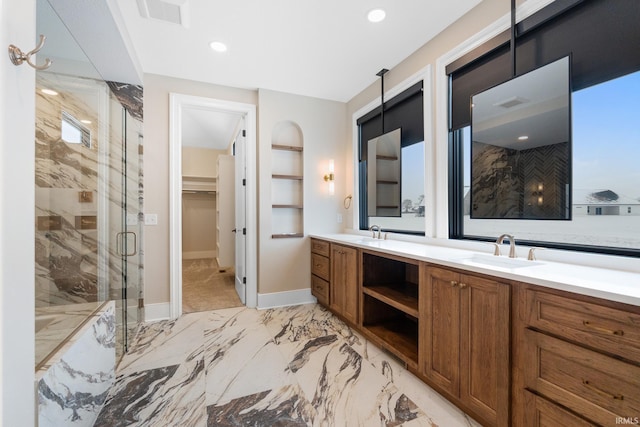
447,0,640,258
357,82,426,236
351,66,433,237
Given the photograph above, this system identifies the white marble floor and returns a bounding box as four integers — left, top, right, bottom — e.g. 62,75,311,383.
94,304,480,427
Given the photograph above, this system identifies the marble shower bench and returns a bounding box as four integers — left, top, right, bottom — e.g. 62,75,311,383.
36,301,116,427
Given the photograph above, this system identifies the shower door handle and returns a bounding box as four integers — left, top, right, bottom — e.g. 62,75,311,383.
116,231,137,257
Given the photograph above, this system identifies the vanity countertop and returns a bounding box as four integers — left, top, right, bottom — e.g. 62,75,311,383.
310,233,640,307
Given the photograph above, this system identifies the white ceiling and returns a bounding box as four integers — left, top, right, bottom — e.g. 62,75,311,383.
44,0,483,151
114,0,482,103
181,106,242,149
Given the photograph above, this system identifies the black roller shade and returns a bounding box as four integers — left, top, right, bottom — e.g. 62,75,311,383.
450,45,511,130
357,81,423,161
449,0,640,131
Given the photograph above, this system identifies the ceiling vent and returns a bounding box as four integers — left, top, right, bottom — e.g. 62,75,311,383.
136,0,189,28
493,96,529,108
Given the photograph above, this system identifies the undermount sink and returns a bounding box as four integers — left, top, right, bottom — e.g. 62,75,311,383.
455,254,541,269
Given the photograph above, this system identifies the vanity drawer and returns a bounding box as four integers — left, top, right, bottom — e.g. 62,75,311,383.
311,253,330,281
311,275,329,305
525,289,640,363
523,390,596,427
524,329,640,426
311,238,330,257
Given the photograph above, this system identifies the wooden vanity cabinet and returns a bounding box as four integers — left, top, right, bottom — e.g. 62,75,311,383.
421,265,510,427
310,238,330,305
523,390,597,427
518,286,640,426
310,239,640,427
360,250,420,369
329,243,359,325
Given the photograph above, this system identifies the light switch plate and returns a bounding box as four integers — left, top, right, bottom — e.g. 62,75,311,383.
337,213,343,223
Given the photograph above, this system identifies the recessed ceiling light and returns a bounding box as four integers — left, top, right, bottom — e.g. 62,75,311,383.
81,120,92,124
209,41,228,53
367,9,386,23
518,135,529,141
41,88,58,96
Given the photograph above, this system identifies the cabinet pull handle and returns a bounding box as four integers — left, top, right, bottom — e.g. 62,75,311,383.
450,281,458,287
582,379,624,400
459,282,467,289
582,320,624,336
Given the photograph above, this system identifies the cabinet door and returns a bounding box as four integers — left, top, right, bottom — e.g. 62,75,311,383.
330,244,358,324
459,274,510,427
422,266,461,396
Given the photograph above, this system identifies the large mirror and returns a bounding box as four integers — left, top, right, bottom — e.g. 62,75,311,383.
471,56,571,220
367,128,401,217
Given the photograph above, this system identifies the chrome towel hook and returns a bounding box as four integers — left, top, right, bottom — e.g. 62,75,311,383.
8,34,52,70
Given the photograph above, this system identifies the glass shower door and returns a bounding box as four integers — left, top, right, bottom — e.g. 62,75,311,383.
34,0,143,367
107,90,143,357
122,103,143,351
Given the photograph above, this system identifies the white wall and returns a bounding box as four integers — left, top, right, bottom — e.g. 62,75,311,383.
1,0,37,424
258,89,347,296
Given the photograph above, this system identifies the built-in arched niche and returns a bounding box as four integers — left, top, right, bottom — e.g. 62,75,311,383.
271,121,304,238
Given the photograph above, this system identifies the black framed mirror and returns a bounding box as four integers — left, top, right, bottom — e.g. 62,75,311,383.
367,128,402,217
470,56,571,220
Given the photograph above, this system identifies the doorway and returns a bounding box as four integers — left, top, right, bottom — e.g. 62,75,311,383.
169,94,257,318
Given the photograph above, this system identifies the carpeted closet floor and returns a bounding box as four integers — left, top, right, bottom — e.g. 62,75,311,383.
182,258,243,313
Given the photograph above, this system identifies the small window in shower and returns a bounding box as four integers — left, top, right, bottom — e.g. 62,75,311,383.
61,111,91,148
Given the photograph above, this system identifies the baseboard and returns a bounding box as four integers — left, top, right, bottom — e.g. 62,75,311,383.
257,288,317,310
182,250,217,260
144,302,171,322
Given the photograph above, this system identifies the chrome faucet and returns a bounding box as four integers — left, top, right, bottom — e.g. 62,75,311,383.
369,224,381,239
496,234,517,258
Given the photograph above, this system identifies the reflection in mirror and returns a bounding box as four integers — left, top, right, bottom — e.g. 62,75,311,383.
367,128,401,217
471,56,571,220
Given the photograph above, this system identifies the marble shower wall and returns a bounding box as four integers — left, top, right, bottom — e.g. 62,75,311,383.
36,73,103,306
471,142,521,218
471,141,569,219
35,73,145,311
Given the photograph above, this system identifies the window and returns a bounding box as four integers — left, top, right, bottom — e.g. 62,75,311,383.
455,70,640,253
61,111,91,148
358,82,425,234
449,0,640,256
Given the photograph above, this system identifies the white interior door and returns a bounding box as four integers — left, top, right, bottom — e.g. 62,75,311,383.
234,121,247,304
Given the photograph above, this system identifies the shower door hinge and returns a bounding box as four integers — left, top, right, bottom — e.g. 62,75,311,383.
242,178,246,186
243,277,246,284
243,228,246,235
138,298,144,309
242,129,246,137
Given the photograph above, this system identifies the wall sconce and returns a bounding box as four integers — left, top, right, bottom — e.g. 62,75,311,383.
324,159,335,195
532,183,544,206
